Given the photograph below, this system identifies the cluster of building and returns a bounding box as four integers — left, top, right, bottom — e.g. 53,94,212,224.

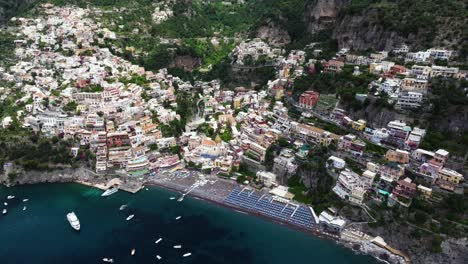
231,39,283,65
152,5,174,24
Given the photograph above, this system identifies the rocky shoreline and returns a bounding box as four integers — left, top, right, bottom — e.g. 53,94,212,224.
2,168,407,264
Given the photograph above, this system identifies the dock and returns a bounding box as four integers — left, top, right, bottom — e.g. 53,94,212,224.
75,178,142,194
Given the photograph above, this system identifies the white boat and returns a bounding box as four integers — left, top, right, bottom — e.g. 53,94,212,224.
169,197,175,200
175,216,182,220
7,195,15,200
155,238,163,244
23,206,27,211
2,209,6,215
119,204,127,211
101,186,119,197
22,199,29,202
182,253,192,257
126,214,134,221
67,212,80,231
131,249,136,256
173,245,182,249
102,258,114,263
3,202,7,206
156,255,162,260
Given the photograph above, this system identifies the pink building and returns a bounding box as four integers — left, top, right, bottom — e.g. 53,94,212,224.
299,91,320,109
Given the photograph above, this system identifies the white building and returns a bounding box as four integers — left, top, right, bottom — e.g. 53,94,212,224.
395,91,423,109
257,171,277,187
327,156,346,170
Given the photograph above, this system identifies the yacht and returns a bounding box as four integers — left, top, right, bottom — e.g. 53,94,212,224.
67,212,80,231
169,197,176,200
155,238,162,244
7,195,15,200
173,245,182,249
131,249,136,256
102,258,114,263
101,186,119,197
126,214,134,221
182,253,192,257
175,216,182,220
2,209,6,215
156,255,162,260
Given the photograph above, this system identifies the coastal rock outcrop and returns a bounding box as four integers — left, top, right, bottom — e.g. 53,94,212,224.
2,167,92,186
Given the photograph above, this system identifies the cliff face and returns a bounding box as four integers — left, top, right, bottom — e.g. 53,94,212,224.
304,0,467,52
331,10,410,51
305,0,349,34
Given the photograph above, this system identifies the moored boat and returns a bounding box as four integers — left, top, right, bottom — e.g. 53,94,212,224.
101,186,119,197
126,214,134,221
155,238,162,244
102,258,114,263
67,212,80,231
2,209,6,215
131,249,135,256
182,253,192,257
175,216,182,220
156,255,162,260
7,195,15,200
173,245,182,249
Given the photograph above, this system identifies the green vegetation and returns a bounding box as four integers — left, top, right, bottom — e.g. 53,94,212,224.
292,65,377,101
0,128,77,171
0,31,16,66
363,139,388,155
81,84,104,93
420,77,468,156
63,101,77,112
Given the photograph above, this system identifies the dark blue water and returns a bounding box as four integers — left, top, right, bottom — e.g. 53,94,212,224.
0,183,377,264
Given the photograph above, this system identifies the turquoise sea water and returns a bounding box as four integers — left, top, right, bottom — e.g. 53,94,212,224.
0,183,377,264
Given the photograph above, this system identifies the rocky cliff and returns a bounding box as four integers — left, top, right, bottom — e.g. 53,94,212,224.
304,0,467,54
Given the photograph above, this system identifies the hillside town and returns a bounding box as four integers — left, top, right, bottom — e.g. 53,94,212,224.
0,4,466,263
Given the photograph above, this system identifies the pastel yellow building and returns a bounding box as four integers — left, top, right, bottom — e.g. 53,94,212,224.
437,168,463,191
351,119,367,131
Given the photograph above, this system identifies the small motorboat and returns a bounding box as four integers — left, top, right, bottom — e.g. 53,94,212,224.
182,253,192,257
102,258,114,263
2,209,6,215
169,197,175,200
173,245,182,249
175,216,182,220
119,204,127,211
156,255,162,260
7,195,15,200
155,238,162,244
67,212,80,231
22,199,29,202
3,202,7,206
131,249,136,256
126,214,134,221
23,206,27,211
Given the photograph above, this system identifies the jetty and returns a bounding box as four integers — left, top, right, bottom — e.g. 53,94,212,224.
76,178,143,194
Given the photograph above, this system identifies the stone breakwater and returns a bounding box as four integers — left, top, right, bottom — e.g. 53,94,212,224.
1,167,93,186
